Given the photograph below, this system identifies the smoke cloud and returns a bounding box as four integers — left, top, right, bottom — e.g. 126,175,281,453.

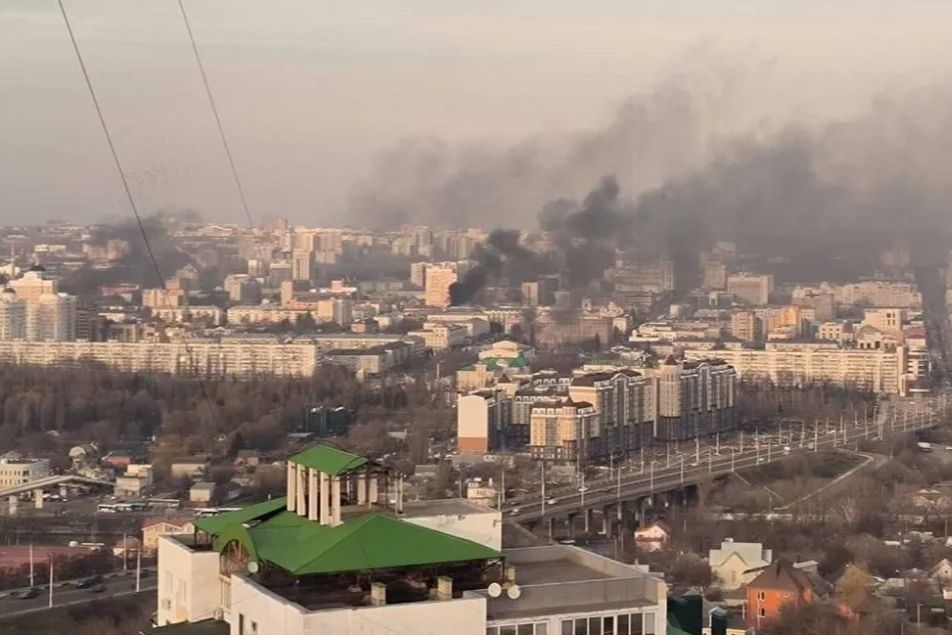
349,59,766,230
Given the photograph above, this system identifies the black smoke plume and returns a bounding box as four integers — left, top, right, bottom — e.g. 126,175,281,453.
449,229,551,305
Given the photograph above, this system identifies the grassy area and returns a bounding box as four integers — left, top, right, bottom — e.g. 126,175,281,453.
0,595,153,635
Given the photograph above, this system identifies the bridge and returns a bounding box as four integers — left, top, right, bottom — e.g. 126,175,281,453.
1,474,114,513
504,392,950,535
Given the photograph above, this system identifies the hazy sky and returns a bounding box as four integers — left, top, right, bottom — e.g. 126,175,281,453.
2,1,951,227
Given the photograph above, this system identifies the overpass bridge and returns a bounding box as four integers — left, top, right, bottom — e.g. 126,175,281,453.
504,392,950,535
1,474,114,513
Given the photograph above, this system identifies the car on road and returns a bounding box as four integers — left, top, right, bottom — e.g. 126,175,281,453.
75,575,103,589
547,498,559,505
89,584,106,593
508,508,521,515
19,587,39,600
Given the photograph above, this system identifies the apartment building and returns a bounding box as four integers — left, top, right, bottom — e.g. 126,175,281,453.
528,399,599,462
457,390,512,454
726,274,773,306
684,346,907,394
655,357,737,441
533,312,614,349
409,323,467,351
458,361,736,459
568,369,656,458
0,340,322,379
0,456,50,488
155,445,668,635
424,263,459,308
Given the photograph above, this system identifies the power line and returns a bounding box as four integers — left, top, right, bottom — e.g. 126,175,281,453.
177,0,255,229
57,0,223,430
55,0,165,288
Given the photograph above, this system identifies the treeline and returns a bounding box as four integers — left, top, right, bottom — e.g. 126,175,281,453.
0,363,379,460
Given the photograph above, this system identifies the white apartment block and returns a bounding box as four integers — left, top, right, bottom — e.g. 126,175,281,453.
0,457,50,488
0,340,321,379
684,346,907,394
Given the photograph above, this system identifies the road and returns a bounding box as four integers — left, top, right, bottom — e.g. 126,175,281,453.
0,569,157,619
504,392,950,524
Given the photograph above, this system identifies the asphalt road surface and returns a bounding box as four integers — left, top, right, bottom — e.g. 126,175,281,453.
0,569,157,619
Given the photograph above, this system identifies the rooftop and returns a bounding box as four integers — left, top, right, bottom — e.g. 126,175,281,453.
476,546,662,621
289,444,371,475
193,497,501,577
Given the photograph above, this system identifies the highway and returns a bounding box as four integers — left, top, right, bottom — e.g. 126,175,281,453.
0,569,157,619
504,392,950,524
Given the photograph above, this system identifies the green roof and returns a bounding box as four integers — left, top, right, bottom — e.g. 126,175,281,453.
216,510,501,575
193,497,286,535
290,444,370,475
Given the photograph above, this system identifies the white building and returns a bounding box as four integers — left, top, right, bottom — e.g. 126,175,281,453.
727,274,773,306
155,444,667,634
0,456,50,488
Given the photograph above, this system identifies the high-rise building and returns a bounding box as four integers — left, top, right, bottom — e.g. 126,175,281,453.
655,357,737,441
730,310,759,343
292,250,314,282
29,293,76,341
727,274,773,306
568,369,656,459
410,261,428,288
424,264,458,308
9,266,56,304
0,289,26,340
7,268,76,341
529,398,599,462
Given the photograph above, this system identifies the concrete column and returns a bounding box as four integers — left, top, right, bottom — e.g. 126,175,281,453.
296,465,307,516
331,476,342,526
567,513,577,539
602,507,611,536
8,495,18,516
34,489,43,509
548,517,555,540
286,462,297,512
319,471,330,525
396,475,404,514
59,485,68,499
368,473,378,506
583,508,592,534
308,468,319,521
357,473,367,505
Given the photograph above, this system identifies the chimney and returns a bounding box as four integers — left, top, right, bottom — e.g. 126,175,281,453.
505,564,517,584
370,582,387,606
436,576,453,600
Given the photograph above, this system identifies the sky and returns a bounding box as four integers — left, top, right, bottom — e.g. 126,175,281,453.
1,1,952,227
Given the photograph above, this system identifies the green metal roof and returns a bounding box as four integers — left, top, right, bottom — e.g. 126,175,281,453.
290,444,370,475
193,497,286,535
220,510,501,575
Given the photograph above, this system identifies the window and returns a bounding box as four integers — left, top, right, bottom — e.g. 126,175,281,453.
537,625,547,635
759,608,766,617
238,614,245,635
588,617,601,635
518,626,533,635
617,614,630,635
487,629,499,635
630,614,643,635
643,613,655,635
757,591,766,601
603,616,615,635
501,626,516,635
250,622,258,635
574,618,588,635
